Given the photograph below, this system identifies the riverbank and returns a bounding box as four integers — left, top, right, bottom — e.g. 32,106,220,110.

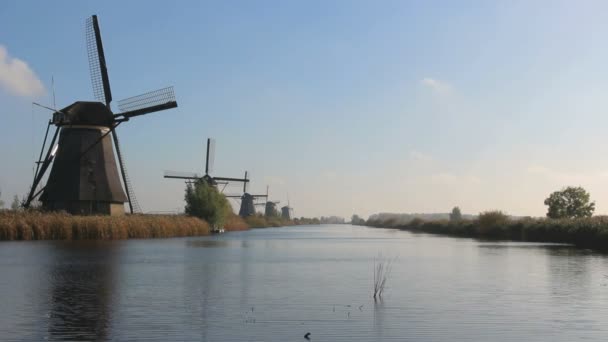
0,211,309,241
0,211,215,240
366,213,608,250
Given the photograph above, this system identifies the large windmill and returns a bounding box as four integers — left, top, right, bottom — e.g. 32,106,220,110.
24,15,178,215
226,179,269,217
164,138,249,189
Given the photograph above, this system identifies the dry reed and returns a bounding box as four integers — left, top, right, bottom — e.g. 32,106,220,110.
373,255,393,300
0,211,211,241
224,215,249,231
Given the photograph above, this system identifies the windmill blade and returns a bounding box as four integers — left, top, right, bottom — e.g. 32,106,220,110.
250,193,268,198
213,176,250,183
206,138,216,175
243,171,248,193
86,15,112,106
115,87,177,120
164,170,203,180
111,127,133,214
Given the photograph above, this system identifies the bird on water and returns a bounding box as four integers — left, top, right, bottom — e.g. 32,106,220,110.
304,332,311,340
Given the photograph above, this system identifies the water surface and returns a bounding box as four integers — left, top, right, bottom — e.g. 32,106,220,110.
2,225,608,341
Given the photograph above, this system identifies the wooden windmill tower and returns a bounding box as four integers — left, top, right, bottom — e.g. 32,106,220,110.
164,138,249,189
281,195,294,220
226,177,269,217
261,186,280,217
24,15,178,215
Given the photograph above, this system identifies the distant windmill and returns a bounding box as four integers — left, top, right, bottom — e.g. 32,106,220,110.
24,15,178,215
281,195,294,220
226,177,269,217
261,186,280,217
164,138,249,190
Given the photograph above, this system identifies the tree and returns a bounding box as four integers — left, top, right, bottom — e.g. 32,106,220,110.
11,195,20,211
184,179,232,227
0,189,4,209
544,186,595,219
449,206,462,222
351,214,365,225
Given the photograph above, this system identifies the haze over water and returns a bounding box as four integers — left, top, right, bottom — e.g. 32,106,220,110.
2,225,608,341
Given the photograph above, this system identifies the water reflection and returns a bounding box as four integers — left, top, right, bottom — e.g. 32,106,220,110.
46,242,118,341
186,239,230,248
545,246,593,300
5,226,608,341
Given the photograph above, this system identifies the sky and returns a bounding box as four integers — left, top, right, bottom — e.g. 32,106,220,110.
2,0,608,219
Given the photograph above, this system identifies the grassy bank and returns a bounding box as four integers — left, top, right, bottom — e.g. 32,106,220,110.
366,212,608,250
0,211,213,241
244,215,295,228
0,211,308,241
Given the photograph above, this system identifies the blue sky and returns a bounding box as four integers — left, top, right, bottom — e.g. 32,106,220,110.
2,1,608,218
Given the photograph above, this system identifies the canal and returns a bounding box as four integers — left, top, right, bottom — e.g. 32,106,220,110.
2,224,608,341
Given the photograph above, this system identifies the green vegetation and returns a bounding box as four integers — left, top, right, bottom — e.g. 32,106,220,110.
184,179,232,228
544,186,595,219
0,211,211,240
365,186,608,250
367,213,608,250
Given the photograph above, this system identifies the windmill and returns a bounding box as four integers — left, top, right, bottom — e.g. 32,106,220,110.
281,195,294,220
225,177,269,217
260,186,280,217
164,138,249,190
23,15,178,215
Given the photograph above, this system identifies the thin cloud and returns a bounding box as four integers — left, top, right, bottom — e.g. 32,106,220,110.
0,45,45,97
420,77,452,94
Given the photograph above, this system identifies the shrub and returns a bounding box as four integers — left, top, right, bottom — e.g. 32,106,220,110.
184,179,232,227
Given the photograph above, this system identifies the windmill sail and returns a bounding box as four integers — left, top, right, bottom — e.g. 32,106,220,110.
86,15,112,106
164,171,204,179
206,138,216,175
112,129,142,213
116,87,177,119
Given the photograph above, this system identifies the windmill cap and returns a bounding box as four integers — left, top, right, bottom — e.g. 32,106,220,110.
54,101,114,127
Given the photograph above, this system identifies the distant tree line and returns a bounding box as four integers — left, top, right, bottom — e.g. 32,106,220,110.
320,216,345,224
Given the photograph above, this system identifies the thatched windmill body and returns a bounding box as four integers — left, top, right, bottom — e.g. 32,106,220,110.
24,15,178,215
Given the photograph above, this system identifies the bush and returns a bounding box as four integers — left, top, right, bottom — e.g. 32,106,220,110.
184,179,232,227
476,211,510,236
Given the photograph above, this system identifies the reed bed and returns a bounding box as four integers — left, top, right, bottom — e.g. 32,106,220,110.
244,215,295,228
366,212,608,250
224,215,249,231
0,211,211,241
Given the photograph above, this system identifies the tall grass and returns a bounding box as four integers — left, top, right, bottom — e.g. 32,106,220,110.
366,213,608,250
0,210,322,241
244,214,296,228
224,215,249,231
0,211,211,241
373,255,393,300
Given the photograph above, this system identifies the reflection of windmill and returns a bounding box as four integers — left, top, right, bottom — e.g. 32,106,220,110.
281,195,294,220
164,138,249,190
226,178,268,217
24,15,178,215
